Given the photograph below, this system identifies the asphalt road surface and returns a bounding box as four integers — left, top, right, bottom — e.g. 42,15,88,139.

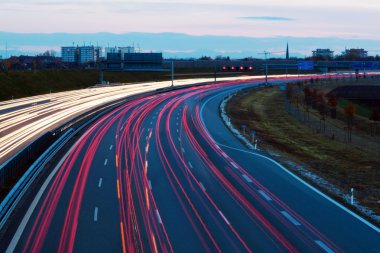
2,78,379,252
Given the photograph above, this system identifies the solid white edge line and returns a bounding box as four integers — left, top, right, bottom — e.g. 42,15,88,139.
281,211,301,226
6,143,76,253
200,88,380,234
148,180,152,190
315,240,335,253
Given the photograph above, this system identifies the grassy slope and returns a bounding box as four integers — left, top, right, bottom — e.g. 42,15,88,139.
0,70,171,101
227,87,380,217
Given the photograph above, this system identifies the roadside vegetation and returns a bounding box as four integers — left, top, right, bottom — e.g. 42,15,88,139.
226,79,380,222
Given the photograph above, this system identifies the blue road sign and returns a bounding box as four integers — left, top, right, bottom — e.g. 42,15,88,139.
298,61,314,71
351,62,379,69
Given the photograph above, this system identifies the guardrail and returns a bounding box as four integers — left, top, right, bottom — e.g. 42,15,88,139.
0,132,57,190
0,128,75,230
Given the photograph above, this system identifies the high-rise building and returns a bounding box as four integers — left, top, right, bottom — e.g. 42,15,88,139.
61,46,102,64
61,47,77,63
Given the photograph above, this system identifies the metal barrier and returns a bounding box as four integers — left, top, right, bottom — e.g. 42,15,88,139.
0,128,75,230
0,132,57,189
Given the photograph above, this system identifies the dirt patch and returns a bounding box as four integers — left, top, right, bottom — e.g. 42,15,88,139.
226,86,380,221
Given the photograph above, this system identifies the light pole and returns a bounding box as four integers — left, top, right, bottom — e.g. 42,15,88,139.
171,61,174,87
259,51,270,85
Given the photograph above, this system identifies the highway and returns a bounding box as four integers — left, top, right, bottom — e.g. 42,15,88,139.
2,78,380,252
0,76,260,164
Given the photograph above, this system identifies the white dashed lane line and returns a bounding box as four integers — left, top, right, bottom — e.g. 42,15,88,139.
315,240,335,253
281,211,301,226
94,207,99,222
258,190,272,201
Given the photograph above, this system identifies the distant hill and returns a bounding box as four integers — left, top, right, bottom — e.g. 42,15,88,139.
1,31,380,59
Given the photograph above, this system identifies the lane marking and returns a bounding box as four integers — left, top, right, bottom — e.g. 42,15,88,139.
120,222,127,253
150,121,153,125
181,148,185,153
148,180,152,190
217,143,380,233
315,240,335,253
104,159,108,166
188,162,193,169
258,190,272,201
155,209,162,224
98,178,103,188
117,180,121,199
109,145,113,150
242,174,253,183
199,83,380,233
281,211,301,226
219,210,230,225
221,152,228,158
230,162,238,169
199,182,206,191
6,144,74,253
178,137,181,142
94,207,99,222
177,129,179,133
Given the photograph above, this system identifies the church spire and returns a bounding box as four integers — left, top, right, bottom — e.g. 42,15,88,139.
286,42,289,60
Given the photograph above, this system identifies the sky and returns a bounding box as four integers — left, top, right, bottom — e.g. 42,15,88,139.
0,0,380,57
1,0,380,38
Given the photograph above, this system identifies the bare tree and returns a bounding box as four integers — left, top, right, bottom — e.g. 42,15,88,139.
344,103,356,142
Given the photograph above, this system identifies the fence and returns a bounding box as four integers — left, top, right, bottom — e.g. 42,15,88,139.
285,98,380,156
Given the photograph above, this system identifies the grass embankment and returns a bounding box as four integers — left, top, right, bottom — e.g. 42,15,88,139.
226,87,380,217
0,70,172,101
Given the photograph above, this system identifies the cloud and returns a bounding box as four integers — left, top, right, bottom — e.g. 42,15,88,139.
240,16,294,21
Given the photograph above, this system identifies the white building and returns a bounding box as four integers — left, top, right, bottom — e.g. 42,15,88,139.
312,49,334,59
61,46,102,64
105,46,136,60
61,47,77,63
342,48,368,59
